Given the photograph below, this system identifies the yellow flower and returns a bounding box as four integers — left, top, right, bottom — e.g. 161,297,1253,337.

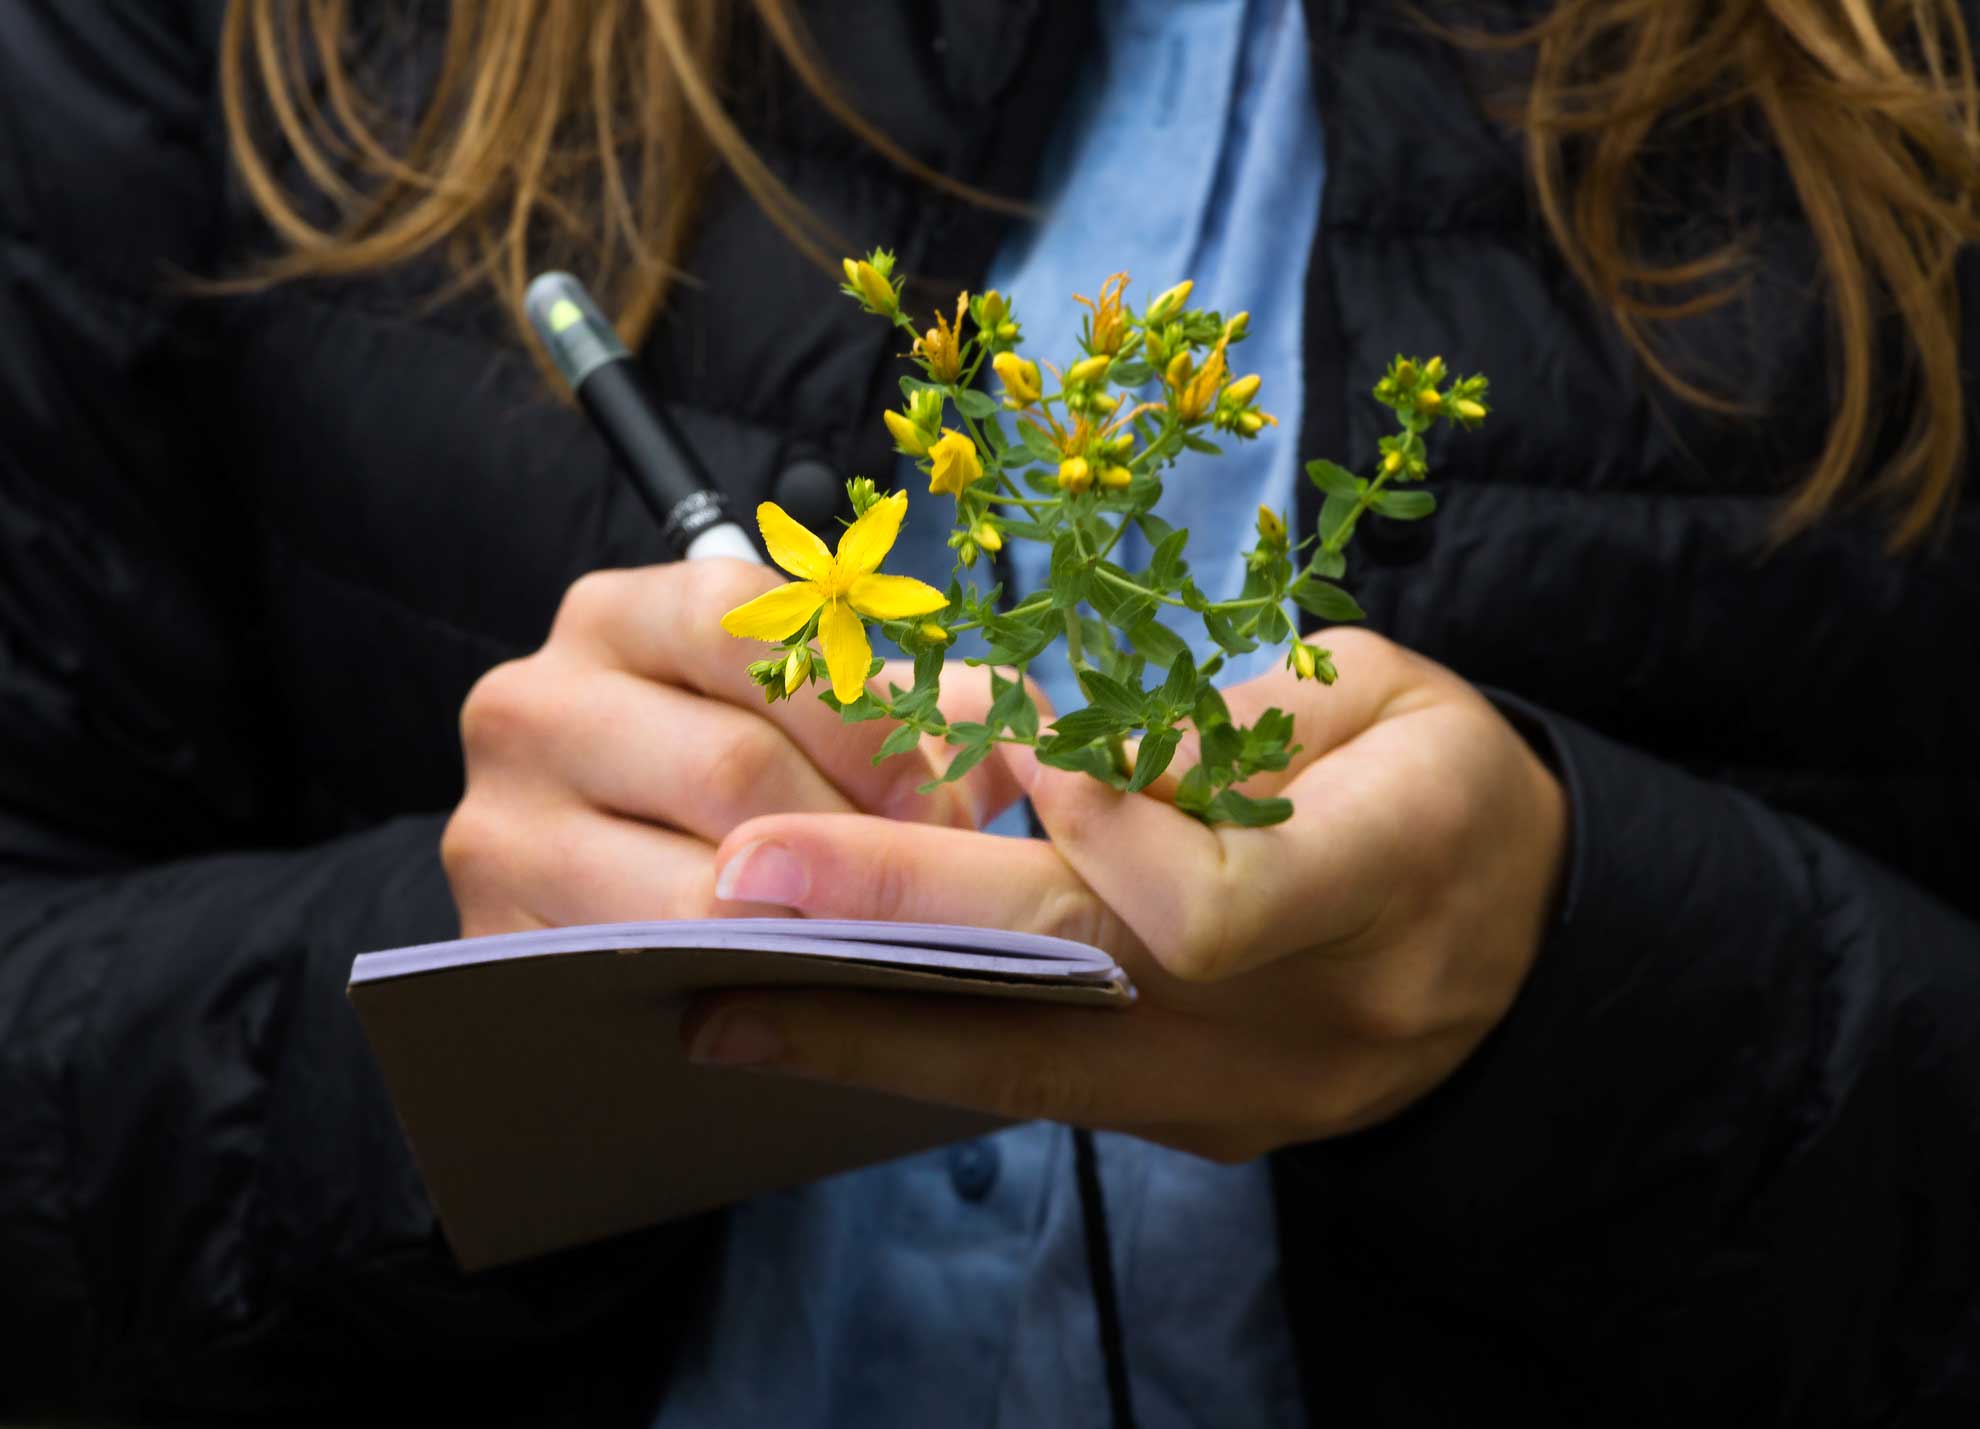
993,352,1042,406
913,293,968,382
1173,335,1230,421
1066,354,1111,387
884,408,932,455
1074,272,1131,356
720,494,945,703
1145,280,1193,325
844,258,897,316
927,429,984,497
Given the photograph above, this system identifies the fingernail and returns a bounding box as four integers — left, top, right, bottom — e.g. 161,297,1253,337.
686,1010,784,1067
715,839,808,906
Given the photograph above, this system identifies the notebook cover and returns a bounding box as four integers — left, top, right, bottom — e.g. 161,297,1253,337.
348,921,1132,1269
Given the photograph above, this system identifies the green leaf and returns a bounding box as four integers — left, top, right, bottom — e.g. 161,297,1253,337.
1288,576,1366,623
988,672,1039,741
1255,602,1293,644
1310,548,1347,580
1077,670,1146,722
872,723,923,762
1046,706,1125,745
1125,618,1188,669
1159,646,1198,713
952,386,1001,419
1050,531,1090,606
1175,764,1214,815
1135,512,1177,550
1021,466,1059,495
1088,564,1154,629
900,375,940,403
1305,459,1361,499
1202,607,1258,655
1125,726,1182,794
977,416,1009,454
1206,788,1295,827
821,689,890,722
1194,684,1232,730
1018,420,1061,467
1371,489,1436,520
919,739,992,792
1037,738,1123,783
1318,490,1355,544
1109,359,1153,387
1148,528,1190,588
1181,433,1221,455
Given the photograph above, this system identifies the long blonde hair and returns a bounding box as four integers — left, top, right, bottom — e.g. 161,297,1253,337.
221,0,1980,548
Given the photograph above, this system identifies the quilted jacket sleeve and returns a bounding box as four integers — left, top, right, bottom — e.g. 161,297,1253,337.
0,6,695,1419
1277,696,1980,1423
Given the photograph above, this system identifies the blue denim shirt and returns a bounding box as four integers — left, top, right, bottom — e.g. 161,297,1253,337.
655,2,1324,1422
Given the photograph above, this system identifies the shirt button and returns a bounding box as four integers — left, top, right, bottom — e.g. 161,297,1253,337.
948,1140,1001,1201
772,454,848,531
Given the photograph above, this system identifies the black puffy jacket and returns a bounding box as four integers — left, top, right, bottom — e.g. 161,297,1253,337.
2,2,1975,1424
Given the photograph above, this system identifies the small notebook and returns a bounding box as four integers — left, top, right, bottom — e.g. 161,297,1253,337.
348,919,1133,1270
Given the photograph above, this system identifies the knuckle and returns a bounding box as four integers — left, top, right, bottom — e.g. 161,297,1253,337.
695,720,784,815
439,801,504,895
458,658,545,757
550,568,632,641
1032,886,1114,950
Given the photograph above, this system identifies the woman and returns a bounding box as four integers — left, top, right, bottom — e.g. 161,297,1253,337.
0,0,1974,1424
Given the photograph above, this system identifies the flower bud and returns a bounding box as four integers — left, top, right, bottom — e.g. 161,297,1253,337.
1066,354,1112,387
852,259,896,316
1393,359,1417,387
971,521,1004,553
1146,280,1194,325
1290,642,1317,681
1422,356,1446,384
927,429,985,497
1165,351,1193,388
884,408,932,455
1223,373,1262,407
977,290,1008,326
1099,464,1133,490
846,475,881,515
992,351,1042,406
1382,450,1404,475
1455,398,1487,421
782,644,812,695
909,387,945,430
996,321,1020,342
957,539,979,568
1256,505,1287,544
919,622,952,645
1090,391,1121,414
1058,456,1092,493
1223,310,1250,341
1236,412,1264,435
1416,389,1443,413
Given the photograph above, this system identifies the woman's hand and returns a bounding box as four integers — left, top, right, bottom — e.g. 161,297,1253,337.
442,560,1008,937
681,628,1568,1157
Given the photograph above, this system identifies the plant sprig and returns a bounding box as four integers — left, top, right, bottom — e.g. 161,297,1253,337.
727,252,1490,827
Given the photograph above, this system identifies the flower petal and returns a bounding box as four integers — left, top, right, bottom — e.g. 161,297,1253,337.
719,581,826,641
834,490,908,576
817,599,873,704
757,502,834,582
848,572,948,621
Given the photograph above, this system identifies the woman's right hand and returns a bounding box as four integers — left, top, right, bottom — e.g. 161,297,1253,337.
442,559,1009,937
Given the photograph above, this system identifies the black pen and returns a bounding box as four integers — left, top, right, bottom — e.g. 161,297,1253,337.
524,271,760,564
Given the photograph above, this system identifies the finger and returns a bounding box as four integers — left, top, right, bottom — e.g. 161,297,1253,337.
451,796,797,931
552,562,990,827
680,988,1265,1134
997,719,1413,983
518,666,866,840
708,812,1141,961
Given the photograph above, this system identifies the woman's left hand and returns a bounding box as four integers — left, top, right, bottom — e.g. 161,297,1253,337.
682,628,1568,1159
